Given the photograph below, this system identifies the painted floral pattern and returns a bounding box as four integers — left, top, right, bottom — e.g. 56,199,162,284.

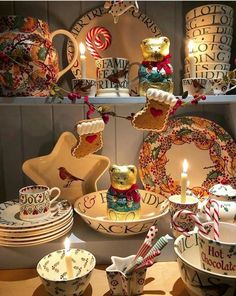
139,116,236,198
0,16,59,96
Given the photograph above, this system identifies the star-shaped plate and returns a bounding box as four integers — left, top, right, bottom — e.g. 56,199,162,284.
22,132,110,204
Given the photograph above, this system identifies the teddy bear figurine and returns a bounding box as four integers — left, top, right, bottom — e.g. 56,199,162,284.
107,164,141,221
138,36,174,96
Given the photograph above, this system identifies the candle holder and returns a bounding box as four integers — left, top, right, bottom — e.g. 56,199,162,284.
72,78,96,97
168,194,199,238
37,248,96,296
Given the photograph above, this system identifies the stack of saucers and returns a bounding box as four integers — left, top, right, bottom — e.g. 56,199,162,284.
0,199,73,247
184,3,233,79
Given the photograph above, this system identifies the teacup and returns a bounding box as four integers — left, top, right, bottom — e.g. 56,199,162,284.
191,34,233,47
19,185,61,220
184,63,230,74
168,195,199,238
186,25,233,38
185,42,231,55
72,78,96,97
96,57,130,97
184,70,228,79
199,222,236,276
186,14,233,31
186,4,233,21
208,78,236,95
182,78,213,96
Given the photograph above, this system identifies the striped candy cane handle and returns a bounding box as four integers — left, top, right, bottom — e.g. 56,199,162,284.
86,26,112,60
172,210,209,236
204,199,220,241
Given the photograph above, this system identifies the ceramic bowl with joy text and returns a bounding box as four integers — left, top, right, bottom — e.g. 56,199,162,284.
74,190,168,236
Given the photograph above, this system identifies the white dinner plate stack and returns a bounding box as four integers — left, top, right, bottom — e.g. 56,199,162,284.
185,3,233,79
0,199,73,247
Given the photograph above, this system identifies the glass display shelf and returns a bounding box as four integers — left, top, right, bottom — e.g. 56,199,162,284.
0,95,235,105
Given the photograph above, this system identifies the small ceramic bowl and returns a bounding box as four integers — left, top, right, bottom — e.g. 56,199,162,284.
174,232,236,296
74,190,168,236
37,248,96,296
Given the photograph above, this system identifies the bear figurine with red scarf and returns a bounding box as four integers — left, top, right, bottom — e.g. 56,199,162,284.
138,36,174,96
107,164,141,221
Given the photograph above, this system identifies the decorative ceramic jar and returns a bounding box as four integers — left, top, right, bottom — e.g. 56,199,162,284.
199,184,236,223
0,15,78,96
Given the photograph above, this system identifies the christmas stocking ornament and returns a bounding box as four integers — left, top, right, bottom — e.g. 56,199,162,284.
71,118,105,158
132,89,177,132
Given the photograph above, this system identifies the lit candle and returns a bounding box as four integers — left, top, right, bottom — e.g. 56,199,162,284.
79,42,86,79
64,237,73,279
188,40,196,78
180,159,188,203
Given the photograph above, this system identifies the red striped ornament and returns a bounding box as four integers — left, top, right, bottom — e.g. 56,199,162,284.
85,26,112,60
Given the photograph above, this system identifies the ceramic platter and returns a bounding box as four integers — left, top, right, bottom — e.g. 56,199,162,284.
0,199,73,247
74,190,168,236
139,116,236,198
67,6,162,96
22,132,110,205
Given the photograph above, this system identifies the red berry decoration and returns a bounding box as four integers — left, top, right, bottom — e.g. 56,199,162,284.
102,114,110,124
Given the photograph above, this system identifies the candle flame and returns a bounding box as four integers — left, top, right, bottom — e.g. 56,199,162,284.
64,237,70,252
182,159,188,174
188,40,194,54
79,42,86,55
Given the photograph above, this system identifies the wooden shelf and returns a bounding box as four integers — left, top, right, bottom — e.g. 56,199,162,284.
0,95,236,105
0,261,189,296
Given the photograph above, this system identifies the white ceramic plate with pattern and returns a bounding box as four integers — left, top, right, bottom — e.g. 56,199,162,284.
0,199,72,228
0,218,73,242
0,208,73,233
0,212,73,237
0,221,73,247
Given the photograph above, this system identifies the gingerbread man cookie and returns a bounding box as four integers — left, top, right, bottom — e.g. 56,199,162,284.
132,89,177,132
104,1,139,24
71,118,105,158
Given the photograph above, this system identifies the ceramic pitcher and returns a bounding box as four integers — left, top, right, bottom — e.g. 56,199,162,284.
0,15,78,96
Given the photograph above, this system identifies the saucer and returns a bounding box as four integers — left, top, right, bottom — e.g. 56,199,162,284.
0,199,72,228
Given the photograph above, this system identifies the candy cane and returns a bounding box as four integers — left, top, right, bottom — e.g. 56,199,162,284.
86,26,112,60
204,199,220,241
172,210,209,236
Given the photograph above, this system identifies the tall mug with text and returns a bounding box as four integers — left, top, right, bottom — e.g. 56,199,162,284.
96,57,130,97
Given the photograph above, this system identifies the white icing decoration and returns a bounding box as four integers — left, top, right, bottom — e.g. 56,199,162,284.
209,184,236,198
146,89,177,107
76,119,105,135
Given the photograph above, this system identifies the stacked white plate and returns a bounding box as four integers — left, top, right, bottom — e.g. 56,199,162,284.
185,3,233,79
0,199,73,247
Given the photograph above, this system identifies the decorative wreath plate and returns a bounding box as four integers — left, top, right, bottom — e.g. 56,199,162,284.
67,6,161,96
139,116,236,198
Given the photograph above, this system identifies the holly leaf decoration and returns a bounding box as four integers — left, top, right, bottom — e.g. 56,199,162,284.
149,134,160,144
4,71,13,87
180,117,193,126
38,47,47,61
152,146,161,160
207,170,221,180
144,175,155,187
182,91,188,99
13,16,25,30
176,128,192,137
217,132,231,142
212,142,221,156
